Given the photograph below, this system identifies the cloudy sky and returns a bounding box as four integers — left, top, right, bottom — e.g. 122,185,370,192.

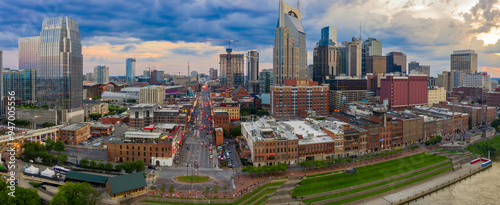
1,0,499,77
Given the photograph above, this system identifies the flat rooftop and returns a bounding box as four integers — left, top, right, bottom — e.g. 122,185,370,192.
130,103,157,108
124,131,162,139
61,123,88,131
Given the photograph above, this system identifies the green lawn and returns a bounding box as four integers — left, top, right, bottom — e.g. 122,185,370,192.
306,172,334,178
244,188,278,205
176,175,210,183
303,162,452,203
145,181,285,205
325,167,453,205
293,153,448,197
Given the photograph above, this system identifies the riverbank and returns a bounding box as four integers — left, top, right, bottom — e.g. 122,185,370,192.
360,156,492,205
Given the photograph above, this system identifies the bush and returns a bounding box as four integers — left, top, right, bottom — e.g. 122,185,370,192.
425,135,442,146
29,182,41,188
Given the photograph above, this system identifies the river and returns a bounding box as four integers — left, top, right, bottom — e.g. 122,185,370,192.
410,153,500,205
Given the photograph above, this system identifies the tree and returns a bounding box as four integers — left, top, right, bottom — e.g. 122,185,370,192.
492,118,500,131
45,137,54,152
88,113,102,121
169,185,174,193
204,186,210,194
0,180,41,204
79,159,90,168
256,110,269,117
223,185,228,192
122,161,134,173
56,154,68,165
50,182,101,205
160,183,166,192
223,128,229,138
40,151,55,165
133,160,145,172
230,127,241,137
213,185,219,194
54,140,65,154
41,104,49,109
104,162,113,172
89,160,97,169
114,164,123,172
42,122,56,128
97,163,105,170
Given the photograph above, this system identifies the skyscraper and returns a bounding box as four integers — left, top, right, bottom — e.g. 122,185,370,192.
3,68,36,103
345,37,362,76
259,69,273,94
220,53,244,87
126,58,136,86
451,50,478,73
408,61,420,72
313,26,339,84
386,52,407,74
247,51,259,93
362,38,382,76
273,0,307,85
93,65,109,84
37,17,83,109
209,68,218,80
18,36,40,70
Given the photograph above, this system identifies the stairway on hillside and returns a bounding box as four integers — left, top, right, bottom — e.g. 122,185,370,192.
265,177,301,205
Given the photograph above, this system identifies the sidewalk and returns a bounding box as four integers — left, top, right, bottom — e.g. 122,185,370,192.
359,162,484,205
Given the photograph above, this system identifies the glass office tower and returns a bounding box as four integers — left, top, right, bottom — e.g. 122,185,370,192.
37,17,83,109
126,58,136,86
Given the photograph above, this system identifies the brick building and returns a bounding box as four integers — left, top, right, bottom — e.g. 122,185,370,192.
486,88,500,107
59,123,91,145
215,127,223,146
271,79,329,119
90,122,113,137
212,101,240,122
129,104,188,128
452,87,487,102
83,100,109,117
102,115,129,125
104,125,183,166
380,74,428,110
213,111,230,131
433,102,496,127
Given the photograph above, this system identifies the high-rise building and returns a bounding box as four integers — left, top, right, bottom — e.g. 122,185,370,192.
126,58,136,86
3,68,37,103
151,70,165,85
247,50,259,81
307,64,313,80
139,86,166,105
408,61,419,72
386,52,407,74
313,26,340,84
93,65,109,84
325,77,367,110
362,38,382,76
83,72,94,81
408,61,430,76
365,56,386,74
143,70,150,77
344,37,362,76
37,17,83,109
220,53,244,87
273,0,307,85
438,70,465,91
337,45,348,75
271,79,329,119
463,72,490,90
209,68,218,81
451,50,478,73
190,71,198,82
380,74,428,110
18,36,40,70
259,69,273,94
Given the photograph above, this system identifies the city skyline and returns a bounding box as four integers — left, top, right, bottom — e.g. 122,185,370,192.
0,0,499,77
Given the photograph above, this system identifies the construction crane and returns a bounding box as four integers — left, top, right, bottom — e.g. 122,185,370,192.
206,38,239,86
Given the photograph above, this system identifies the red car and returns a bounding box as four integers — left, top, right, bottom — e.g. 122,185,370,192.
205,144,208,147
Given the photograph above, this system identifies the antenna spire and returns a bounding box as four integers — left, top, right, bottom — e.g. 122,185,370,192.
359,21,362,40
298,0,300,10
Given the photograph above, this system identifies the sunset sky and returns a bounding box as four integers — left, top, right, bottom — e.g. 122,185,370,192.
0,0,499,77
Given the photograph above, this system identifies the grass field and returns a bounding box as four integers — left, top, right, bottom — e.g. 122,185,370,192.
255,196,270,205
176,175,210,183
325,167,453,205
244,188,278,205
302,161,452,203
145,181,285,205
292,153,448,197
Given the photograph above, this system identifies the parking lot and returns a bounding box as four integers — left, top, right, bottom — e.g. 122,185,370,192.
79,134,113,147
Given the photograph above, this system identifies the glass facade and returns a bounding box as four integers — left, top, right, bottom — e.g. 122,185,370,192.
3,68,36,103
37,17,83,109
18,36,40,70
126,58,136,86
94,65,109,83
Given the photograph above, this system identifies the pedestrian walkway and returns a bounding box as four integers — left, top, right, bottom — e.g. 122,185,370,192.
359,161,485,205
266,177,301,205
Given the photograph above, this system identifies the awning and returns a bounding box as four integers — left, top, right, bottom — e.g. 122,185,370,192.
267,154,275,157
256,154,265,157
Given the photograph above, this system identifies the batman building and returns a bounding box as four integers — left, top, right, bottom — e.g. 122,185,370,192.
273,0,307,85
